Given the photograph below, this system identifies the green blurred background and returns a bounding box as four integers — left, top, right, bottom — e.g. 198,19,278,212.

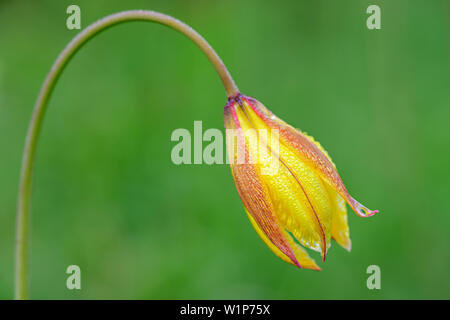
1,0,449,299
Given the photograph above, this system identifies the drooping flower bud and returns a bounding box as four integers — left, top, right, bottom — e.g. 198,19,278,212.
224,94,378,270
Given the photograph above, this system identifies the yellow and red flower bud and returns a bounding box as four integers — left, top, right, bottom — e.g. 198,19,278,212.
224,94,378,270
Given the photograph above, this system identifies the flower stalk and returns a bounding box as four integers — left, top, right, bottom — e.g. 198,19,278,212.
15,10,238,300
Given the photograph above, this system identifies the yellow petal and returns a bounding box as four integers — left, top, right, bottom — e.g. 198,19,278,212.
225,100,323,268
246,209,320,271
236,98,332,260
245,96,379,218
225,107,300,266
327,184,351,251
302,133,351,251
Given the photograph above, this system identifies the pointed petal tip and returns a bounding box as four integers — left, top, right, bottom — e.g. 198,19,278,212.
344,239,352,252
361,208,379,217
332,236,352,252
289,252,321,271
291,250,323,271
294,260,322,271
346,239,352,252
307,262,322,271
351,197,379,217
290,256,302,269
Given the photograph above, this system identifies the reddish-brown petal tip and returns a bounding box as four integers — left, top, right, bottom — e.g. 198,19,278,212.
292,258,302,269
311,265,322,271
351,197,379,217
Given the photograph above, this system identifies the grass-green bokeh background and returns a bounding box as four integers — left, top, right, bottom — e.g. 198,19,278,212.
1,0,449,299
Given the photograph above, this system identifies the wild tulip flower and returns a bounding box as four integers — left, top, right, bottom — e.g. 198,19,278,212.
224,94,378,270
17,10,380,299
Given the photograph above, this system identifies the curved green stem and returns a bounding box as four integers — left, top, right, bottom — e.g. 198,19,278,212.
15,9,239,300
